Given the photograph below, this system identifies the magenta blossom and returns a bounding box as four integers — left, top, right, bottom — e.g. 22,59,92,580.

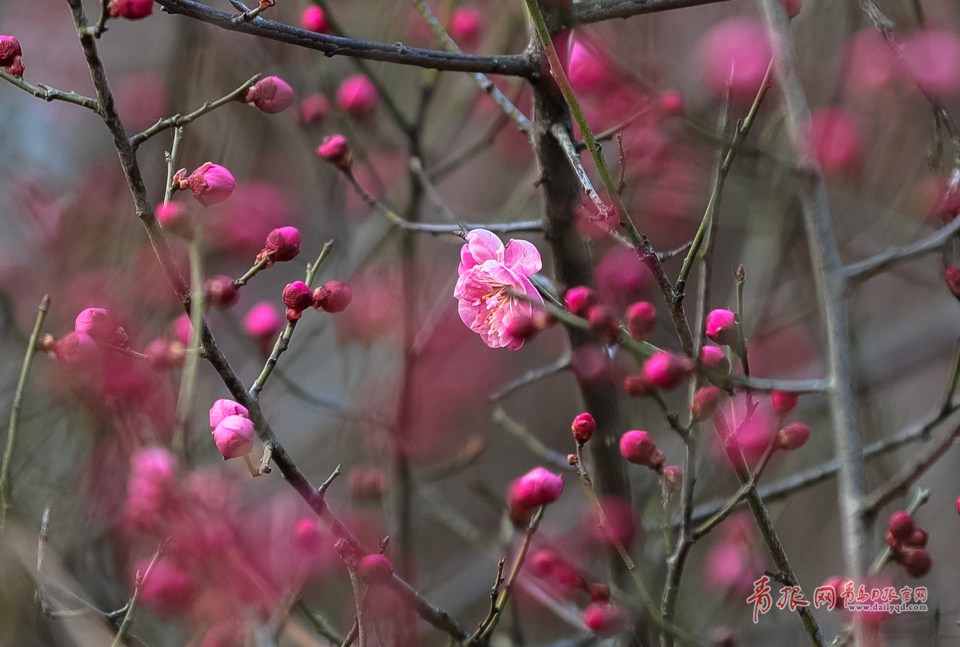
454,229,543,350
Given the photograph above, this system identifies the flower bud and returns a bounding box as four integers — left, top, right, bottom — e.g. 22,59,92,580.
209,398,249,431
571,412,596,444
75,307,127,347
505,314,538,342
316,134,352,171
336,75,379,120
589,583,611,603
180,163,236,207
449,8,482,46
212,414,255,459
659,90,684,117
244,302,283,340
283,281,313,314
205,275,239,310
771,390,798,416
145,338,186,369
300,5,328,32
641,351,694,390
564,286,597,317
357,554,393,585
297,93,329,125
260,226,301,264
244,76,295,114
155,201,193,239
587,304,619,343
692,386,721,421
137,559,192,616
313,280,352,313
900,547,932,578
170,314,192,346
887,511,916,543
775,422,810,451
623,374,649,397
625,301,656,340
583,602,628,635
620,430,665,470
507,467,564,514
5,56,24,77
904,526,928,548
945,265,960,298
0,36,22,67
293,518,323,553
109,0,154,20
700,345,730,373
705,309,738,346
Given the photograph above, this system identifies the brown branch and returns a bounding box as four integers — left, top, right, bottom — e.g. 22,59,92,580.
154,0,537,77
566,0,729,26
844,216,960,284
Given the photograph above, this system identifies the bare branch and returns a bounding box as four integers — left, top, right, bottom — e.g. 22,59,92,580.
567,0,729,26
0,70,100,111
844,216,960,284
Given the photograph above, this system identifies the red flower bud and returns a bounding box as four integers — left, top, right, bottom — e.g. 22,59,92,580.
506,467,564,519
587,304,619,343
904,527,928,548
0,36,22,67
564,286,597,317
283,281,313,313
313,280,352,313
205,275,239,310
771,390,798,415
901,547,932,578
623,374,649,397
571,412,596,444
212,415,255,459
705,309,738,346
583,602,628,635
261,226,301,263
775,422,810,451
619,430,665,470
181,163,236,207
316,134,353,171
625,301,656,340
641,351,694,390
300,5,328,32
589,583,611,603
357,554,393,585
691,386,721,421
888,511,916,543
245,76,295,114
145,338,186,370
109,0,154,20
336,75,379,120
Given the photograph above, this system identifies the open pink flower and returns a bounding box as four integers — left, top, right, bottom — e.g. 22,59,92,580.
454,229,543,350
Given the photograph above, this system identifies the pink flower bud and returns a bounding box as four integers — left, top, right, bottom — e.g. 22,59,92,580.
449,8,482,46
529,548,557,577
137,559,193,617
244,302,283,340
900,547,932,578
145,338,186,369
357,554,394,585
811,108,864,177
945,265,960,298
589,583,611,603
124,447,179,533
567,41,613,94
572,412,596,444
619,430,665,470
904,527,928,548
623,374,649,398
245,76,295,114
700,345,730,373
209,398,249,430
155,201,193,239
583,602,628,635
283,281,313,313
205,275,239,310
294,517,322,553
0,36,22,67
641,351,694,390
508,467,564,512
658,91,684,117
887,511,916,543
625,301,656,340
505,314,538,341
316,134,352,171
184,163,236,207
109,0,154,20
170,314,192,346
691,385,721,421
771,390,798,415
775,422,810,451
55,332,100,368
313,280,352,313
75,307,127,347
336,74,379,120
261,226,301,263
587,304,619,343
212,414,255,459
779,0,801,18
662,465,683,493
297,93,329,125
300,5,328,32
705,309,738,346
564,285,597,317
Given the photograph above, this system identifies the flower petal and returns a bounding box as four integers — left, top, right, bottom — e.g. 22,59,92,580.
458,229,504,274
503,239,542,276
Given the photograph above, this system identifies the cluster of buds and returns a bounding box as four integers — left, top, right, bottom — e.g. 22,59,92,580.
619,430,665,472
563,286,617,343
770,390,809,451
627,350,695,393
500,309,554,345
0,35,24,77
506,467,563,524
208,399,254,461
279,278,353,323
886,511,932,577
173,163,236,207
241,76,295,114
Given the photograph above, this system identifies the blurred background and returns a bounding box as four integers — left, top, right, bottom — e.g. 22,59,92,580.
2,0,960,645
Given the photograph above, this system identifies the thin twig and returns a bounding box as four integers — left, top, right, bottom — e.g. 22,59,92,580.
0,70,99,111
109,544,163,647
492,408,576,473
0,294,50,528
489,356,572,402
843,216,960,284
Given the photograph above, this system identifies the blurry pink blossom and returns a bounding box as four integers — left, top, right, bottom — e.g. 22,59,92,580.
137,558,193,616
810,108,864,176
454,229,543,349
698,18,772,104
450,8,482,47
336,74,379,120
156,201,193,239
124,447,179,534
901,30,960,98
567,41,614,94
300,5,327,32
109,0,153,20
843,30,902,95
296,93,329,125
244,302,283,340
0,36,22,67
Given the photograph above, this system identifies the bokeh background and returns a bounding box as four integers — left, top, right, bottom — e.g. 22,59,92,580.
2,0,960,645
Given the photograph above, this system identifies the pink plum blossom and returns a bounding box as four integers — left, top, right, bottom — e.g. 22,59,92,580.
179,163,236,207
449,8,482,47
698,18,772,104
212,414,255,459
209,398,249,430
245,76,295,114
454,229,544,349
244,302,283,340
300,5,327,32
901,30,960,99
810,108,864,176
336,75,379,120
